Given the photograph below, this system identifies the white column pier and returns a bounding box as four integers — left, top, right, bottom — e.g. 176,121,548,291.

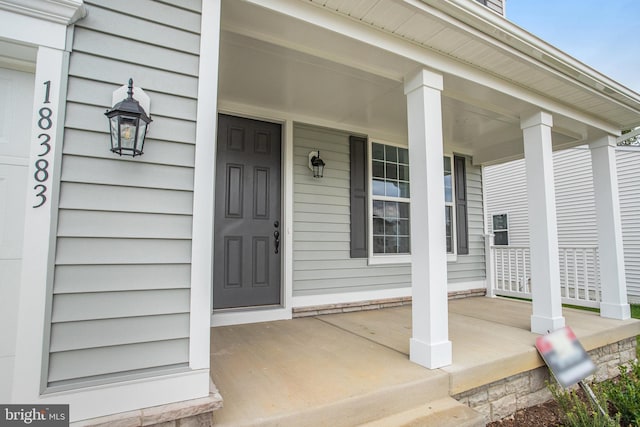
404,69,452,369
521,111,565,334
590,136,631,319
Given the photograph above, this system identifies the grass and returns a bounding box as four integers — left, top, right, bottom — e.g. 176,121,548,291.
633,305,640,359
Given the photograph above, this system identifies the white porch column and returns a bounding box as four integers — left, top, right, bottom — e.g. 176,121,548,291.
404,69,452,369
521,111,565,334
589,136,631,319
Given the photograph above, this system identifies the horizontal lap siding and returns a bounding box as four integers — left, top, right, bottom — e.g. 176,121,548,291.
618,149,640,301
47,0,201,388
292,124,486,296
483,158,530,247
484,149,598,247
293,124,411,296
448,157,486,284
484,147,640,301
485,0,504,16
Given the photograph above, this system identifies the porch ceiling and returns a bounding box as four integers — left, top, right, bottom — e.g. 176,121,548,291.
218,0,638,165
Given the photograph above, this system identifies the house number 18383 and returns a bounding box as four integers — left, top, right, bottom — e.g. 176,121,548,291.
33,80,52,208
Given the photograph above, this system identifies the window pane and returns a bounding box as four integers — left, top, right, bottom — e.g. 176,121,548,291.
398,202,410,219
398,219,410,235
385,145,397,162
385,219,398,235
443,157,451,174
399,182,410,198
373,200,384,217
494,230,509,246
444,157,452,203
446,206,453,253
493,214,508,231
373,236,385,253
373,179,385,196
385,181,399,197
385,236,398,253
385,201,398,218
398,165,409,181
398,148,409,164
372,143,385,160
373,218,385,234
386,162,398,179
398,237,410,253
372,160,384,178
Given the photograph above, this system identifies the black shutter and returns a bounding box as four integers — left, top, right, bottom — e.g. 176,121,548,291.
350,136,368,258
454,155,469,255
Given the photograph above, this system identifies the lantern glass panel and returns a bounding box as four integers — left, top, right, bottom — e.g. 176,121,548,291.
109,116,119,151
136,121,148,154
120,116,138,151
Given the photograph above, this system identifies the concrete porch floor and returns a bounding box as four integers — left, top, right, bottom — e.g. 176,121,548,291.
210,297,640,426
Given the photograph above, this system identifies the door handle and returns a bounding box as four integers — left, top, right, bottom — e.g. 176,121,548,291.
274,230,280,254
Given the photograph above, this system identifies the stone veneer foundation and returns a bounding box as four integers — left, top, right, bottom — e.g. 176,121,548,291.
453,337,638,424
71,382,223,427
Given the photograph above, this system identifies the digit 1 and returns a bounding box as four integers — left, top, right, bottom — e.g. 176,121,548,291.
43,80,51,104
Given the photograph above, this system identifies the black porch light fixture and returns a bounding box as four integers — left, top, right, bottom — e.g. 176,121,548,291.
308,150,326,178
104,78,152,157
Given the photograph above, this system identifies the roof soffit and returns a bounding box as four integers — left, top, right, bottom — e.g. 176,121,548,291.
415,0,640,124
304,0,640,129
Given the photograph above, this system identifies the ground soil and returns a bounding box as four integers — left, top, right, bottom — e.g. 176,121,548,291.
487,400,563,427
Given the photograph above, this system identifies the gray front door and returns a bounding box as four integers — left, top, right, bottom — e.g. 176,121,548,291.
213,114,282,309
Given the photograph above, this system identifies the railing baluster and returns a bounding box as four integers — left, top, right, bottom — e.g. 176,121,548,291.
582,249,589,302
500,249,504,291
573,248,580,300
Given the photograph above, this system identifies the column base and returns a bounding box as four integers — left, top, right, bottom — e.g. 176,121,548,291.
600,302,631,320
530,314,565,335
410,338,452,369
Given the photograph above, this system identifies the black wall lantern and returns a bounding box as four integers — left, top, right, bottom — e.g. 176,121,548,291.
105,79,152,157
308,150,326,178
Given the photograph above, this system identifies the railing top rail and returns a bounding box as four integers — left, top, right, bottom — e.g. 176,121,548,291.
490,245,530,250
491,245,598,250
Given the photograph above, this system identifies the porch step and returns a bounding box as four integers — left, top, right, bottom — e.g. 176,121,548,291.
359,397,486,427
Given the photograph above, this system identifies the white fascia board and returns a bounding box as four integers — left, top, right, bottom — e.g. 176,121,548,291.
422,0,640,112
0,9,69,50
233,0,622,135
0,0,86,25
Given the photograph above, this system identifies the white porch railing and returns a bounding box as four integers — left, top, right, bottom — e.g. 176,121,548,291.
486,238,600,308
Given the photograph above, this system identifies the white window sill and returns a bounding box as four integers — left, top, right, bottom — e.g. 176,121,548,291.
447,253,457,263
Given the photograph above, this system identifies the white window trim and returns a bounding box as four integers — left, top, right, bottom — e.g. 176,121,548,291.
367,138,411,265
444,153,457,262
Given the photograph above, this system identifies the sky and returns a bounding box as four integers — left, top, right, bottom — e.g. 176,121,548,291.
505,0,640,93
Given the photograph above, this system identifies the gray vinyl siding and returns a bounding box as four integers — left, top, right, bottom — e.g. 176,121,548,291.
292,124,485,297
47,0,201,388
485,0,505,16
484,146,640,301
448,157,486,284
618,149,640,302
484,148,598,245
293,124,411,296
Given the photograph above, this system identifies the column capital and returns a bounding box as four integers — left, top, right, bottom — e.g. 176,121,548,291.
589,135,617,150
404,68,443,95
520,111,553,130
